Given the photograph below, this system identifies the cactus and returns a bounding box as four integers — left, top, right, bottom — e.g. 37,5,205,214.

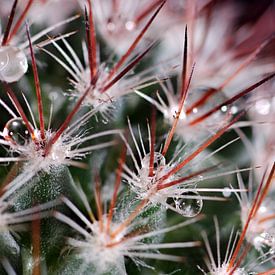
0,1,274,274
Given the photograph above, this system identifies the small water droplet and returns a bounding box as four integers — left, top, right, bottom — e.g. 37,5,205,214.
230,105,238,114
221,105,227,112
175,191,203,217
192,107,198,114
258,205,267,214
222,187,231,197
255,99,271,115
3,118,32,145
0,46,28,82
107,22,116,31
170,105,186,120
101,119,109,125
125,21,136,31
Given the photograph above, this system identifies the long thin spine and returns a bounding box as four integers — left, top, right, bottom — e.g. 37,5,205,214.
1,0,18,46
149,107,156,177
105,0,166,83
32,218,41,275
85,1,97,83
157,164,218,190
26,25,45,140
6,0,34,44
44,83,92,155
162,26,190,156
106,144,127,234
95,174,104,232
110,198,148,239
101,43,154,93
134,0,163,24
186,36,274,114
189,73,275,126
159,111,245,183
227,163,275,272
162,63,195,157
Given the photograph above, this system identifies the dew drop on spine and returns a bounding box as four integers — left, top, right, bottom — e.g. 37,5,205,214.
174,191,203,218
3,118,32,145
0,46,28,83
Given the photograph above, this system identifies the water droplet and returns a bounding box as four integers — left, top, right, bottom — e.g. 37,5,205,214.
221,105,227,112
255,99,271,115
0,46,28,82
107,22,116,32
170,105,186,120
125,21,136,31
3,118,32,145
258,205,267,214
230,105,238,114
222,187,231,197
101,119,109,125
175,191,203,217
192,107,198,114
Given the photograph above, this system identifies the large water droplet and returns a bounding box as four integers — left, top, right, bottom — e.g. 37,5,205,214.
174,191,203,217
0,46,28,83
3,118,31,145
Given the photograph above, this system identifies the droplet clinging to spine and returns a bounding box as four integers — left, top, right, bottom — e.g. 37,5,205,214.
3,118,31,145
174,191,203,217
0,46,28,83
